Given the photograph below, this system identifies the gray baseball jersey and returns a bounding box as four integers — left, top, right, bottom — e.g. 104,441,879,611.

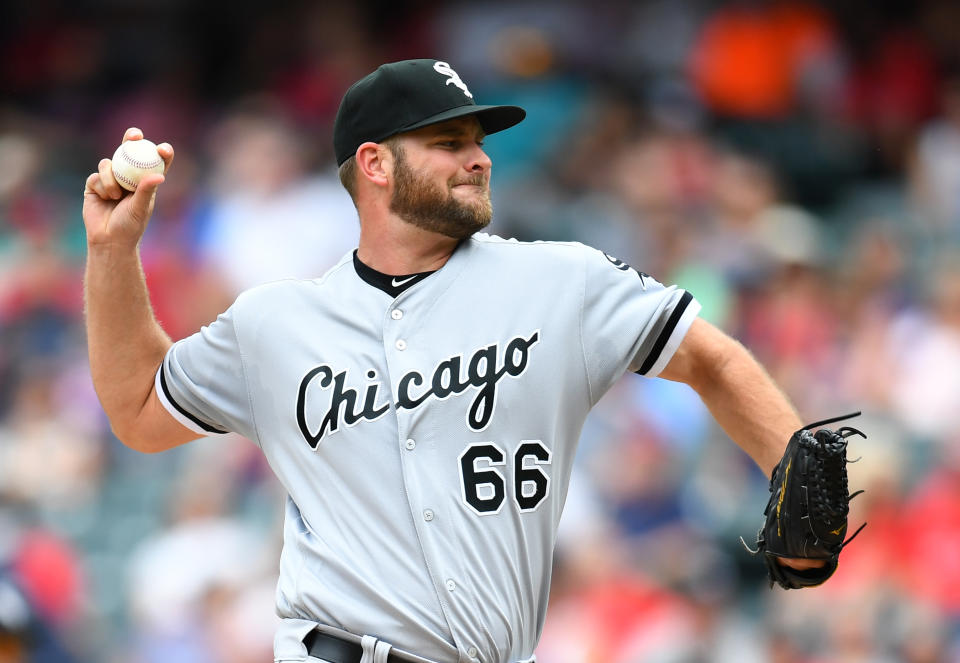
154,233,700,663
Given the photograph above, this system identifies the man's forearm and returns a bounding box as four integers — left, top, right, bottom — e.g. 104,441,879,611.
84,243,171,439
693,339,802,476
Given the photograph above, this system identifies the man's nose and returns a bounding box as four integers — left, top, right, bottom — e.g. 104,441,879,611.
467,144,492,172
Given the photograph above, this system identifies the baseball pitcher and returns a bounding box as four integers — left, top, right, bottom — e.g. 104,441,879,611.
83,60,862,663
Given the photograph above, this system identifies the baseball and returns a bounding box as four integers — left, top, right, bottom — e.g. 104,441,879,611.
111,138,165,192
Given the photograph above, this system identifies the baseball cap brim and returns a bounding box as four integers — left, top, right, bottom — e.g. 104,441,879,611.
396,104,526,137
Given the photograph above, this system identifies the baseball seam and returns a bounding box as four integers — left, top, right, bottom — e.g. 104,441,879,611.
119,145,163,170
113,169,138,189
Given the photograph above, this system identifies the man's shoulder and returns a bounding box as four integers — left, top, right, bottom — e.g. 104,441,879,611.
233,252,355,309
467,233,594,264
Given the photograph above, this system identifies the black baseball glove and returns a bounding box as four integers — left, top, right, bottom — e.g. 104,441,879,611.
744,412,867,589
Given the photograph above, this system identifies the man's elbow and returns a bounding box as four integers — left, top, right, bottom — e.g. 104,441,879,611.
108,418,180,454
103,383,198,453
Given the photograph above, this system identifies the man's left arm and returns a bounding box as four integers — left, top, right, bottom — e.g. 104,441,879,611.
658,317,799,477
658,317,830,573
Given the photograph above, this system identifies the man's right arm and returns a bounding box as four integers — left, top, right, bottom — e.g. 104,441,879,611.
83,127,197,452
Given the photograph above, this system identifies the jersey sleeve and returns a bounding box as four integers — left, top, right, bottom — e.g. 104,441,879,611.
154,303,258,443
579,247,700,402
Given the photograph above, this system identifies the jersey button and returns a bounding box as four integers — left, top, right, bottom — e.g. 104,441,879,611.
391,309,403,320
445,579,456,591
423,509,434,522
405,439,416,450
395,339,407,350
467,647,478,658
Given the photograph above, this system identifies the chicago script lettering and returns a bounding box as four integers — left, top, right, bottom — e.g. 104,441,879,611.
297,330,540,446
296,366,391,448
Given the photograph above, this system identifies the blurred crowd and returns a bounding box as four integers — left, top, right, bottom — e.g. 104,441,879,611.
2,0,960,661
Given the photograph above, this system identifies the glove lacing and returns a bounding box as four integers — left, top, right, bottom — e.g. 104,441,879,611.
809,415,868,550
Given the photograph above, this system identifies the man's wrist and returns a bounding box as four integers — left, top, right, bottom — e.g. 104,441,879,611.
86,239,141,259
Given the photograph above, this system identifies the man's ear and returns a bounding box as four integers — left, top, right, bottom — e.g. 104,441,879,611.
356,142,391,188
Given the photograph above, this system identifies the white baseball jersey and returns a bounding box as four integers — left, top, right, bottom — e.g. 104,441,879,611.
155,233,700,663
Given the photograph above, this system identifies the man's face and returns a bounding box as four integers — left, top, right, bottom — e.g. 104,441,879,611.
387,117,493,240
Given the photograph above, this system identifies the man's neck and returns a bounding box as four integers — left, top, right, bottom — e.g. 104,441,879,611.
356,218,461,275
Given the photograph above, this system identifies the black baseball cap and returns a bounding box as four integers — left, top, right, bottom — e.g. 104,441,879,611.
333,59,526,166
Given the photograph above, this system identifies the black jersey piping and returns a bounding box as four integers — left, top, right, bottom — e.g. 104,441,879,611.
159,364,229,434
635,290,694,376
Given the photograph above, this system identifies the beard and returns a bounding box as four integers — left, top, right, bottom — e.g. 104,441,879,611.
388,144,492,239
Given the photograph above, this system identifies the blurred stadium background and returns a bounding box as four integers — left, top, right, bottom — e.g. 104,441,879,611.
2,0,960,661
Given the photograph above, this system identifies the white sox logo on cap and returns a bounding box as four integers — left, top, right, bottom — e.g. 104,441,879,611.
333,59,524,165
433,61,473,98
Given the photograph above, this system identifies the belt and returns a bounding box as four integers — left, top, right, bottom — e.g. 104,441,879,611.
303,628,534,663
304,629,401,663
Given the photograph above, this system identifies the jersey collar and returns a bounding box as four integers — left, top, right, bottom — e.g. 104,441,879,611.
352,250,437,297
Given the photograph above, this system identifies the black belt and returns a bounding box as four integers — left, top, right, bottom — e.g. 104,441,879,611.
304,629,402,663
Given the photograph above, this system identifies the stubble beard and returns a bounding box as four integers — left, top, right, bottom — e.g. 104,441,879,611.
388,144,492,240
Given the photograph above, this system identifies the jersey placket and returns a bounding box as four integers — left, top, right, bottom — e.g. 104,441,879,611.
380,291,483,663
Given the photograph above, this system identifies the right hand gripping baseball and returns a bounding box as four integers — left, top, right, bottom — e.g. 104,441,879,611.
83,127,174,249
